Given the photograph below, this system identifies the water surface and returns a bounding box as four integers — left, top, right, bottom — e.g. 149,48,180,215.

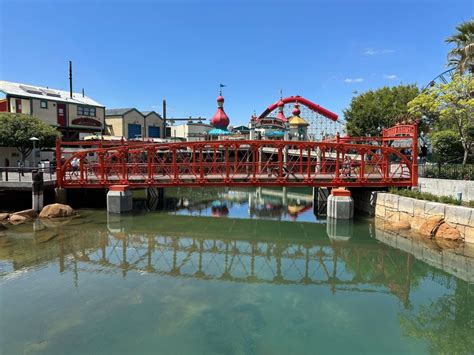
0,188,473,354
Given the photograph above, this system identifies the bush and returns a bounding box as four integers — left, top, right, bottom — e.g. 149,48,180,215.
421,164,474,180
388,188,462,206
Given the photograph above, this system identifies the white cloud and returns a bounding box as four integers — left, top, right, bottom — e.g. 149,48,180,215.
344,78,364,83
364,48,395,55
384,74,398,80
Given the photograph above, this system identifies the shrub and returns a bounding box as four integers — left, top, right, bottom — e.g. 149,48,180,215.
388,188,463,206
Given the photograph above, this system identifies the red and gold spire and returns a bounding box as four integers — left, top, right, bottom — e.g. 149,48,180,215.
210,92,230,129
276,98,287,122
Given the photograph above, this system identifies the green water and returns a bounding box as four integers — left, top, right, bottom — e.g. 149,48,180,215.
0,188,473,354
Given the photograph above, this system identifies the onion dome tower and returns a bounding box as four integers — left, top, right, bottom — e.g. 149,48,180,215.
288,102,309,140
208,92,231,138
210,94,230,129
276,98,287,122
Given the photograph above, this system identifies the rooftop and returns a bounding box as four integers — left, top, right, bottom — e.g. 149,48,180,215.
141,111,162,118
105,108,137,116
0,80,104,107
289,116,309,126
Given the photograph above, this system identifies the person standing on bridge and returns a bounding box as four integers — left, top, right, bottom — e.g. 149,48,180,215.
342,156,352,177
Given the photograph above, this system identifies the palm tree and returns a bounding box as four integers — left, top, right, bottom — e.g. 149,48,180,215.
446,19,474,73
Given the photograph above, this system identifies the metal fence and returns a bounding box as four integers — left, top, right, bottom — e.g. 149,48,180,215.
418,163,474,180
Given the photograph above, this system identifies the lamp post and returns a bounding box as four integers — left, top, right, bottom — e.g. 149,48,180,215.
29,137,39,168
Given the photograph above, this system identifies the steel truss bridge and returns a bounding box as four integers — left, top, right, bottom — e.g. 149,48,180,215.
56,124,418,189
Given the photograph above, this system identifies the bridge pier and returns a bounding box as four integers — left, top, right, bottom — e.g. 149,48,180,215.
107,185,133,214
327,188,354,219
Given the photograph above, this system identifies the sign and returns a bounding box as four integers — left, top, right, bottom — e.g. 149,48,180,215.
256,118,286,129
71,117,102,127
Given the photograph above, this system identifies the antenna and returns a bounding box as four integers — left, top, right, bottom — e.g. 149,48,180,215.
69,61,73,98
162,99,167,138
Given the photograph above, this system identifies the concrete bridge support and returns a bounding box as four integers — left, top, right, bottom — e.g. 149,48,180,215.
327,188,354,219
107,185,133,214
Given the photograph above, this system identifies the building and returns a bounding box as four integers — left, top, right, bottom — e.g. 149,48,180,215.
169,120,212,141
105,108,165,140
141,111,164,138
0,80,105,141
231,125,251,139
288,103,309,140
250,98,289,140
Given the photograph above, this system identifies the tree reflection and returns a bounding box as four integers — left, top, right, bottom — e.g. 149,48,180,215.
399,280,474,354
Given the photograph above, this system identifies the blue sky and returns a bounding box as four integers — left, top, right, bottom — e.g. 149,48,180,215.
0,0,471,126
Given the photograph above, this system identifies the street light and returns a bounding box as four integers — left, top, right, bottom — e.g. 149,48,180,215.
29,137,39,168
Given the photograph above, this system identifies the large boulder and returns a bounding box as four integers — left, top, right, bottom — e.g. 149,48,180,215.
9,214,28,225
39,204,76,219
435,223,462,241
418,216,444,237
11,209,37,220
392,220,411,230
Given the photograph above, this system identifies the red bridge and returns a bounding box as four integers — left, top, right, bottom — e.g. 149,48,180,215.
56,124,418,189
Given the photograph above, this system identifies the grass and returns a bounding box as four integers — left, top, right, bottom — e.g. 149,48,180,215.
388,187,474,207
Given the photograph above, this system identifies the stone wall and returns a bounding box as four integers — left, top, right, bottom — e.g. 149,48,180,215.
375,192,474,244
374,224,474,283
418,178,474,202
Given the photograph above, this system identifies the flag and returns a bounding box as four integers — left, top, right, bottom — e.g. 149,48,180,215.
219,84,227,88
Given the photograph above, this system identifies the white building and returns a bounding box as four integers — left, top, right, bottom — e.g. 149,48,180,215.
169,121,212,141
0,80,105,141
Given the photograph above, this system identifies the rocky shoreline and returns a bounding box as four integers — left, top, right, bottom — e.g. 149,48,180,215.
0,204,77,226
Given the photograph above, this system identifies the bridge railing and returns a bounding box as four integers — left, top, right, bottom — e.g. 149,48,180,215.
56,132,416,188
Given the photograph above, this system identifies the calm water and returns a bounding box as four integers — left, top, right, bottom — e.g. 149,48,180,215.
0,188,473,354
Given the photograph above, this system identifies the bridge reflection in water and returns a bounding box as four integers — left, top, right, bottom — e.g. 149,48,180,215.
2,210,473,353
5,212,470,310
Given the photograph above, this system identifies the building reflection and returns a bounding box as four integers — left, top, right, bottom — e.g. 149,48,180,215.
160,187,315,221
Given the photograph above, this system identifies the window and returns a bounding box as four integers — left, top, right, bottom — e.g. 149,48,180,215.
77,105,96,117
40,100,48,109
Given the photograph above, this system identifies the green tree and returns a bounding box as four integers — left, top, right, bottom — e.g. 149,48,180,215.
0,113,60,162
446,19,474,74
409,74,474,165
344,85,420,136
430,130,464,164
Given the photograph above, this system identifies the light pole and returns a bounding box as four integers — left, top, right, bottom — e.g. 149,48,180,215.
29,137,39,168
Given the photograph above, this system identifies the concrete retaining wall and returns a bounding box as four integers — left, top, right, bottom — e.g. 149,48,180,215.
418,178,474,202
374,225,474,283
375,192,474,244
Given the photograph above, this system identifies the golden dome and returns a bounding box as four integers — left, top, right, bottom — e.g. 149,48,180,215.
288,116,309,126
